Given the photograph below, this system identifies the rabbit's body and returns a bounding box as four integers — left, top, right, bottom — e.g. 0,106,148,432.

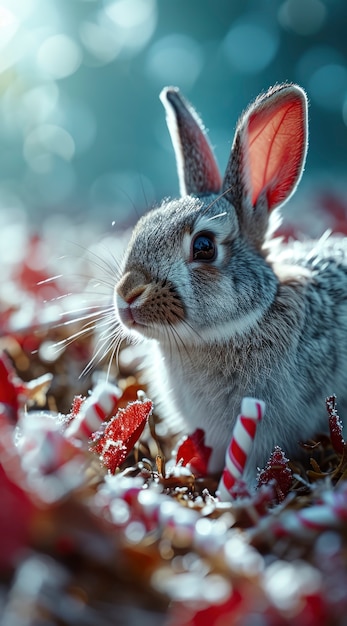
156,231,347,483
114,83,347,483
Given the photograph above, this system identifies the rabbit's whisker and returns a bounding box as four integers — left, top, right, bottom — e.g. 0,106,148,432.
60,305,114,326
167,322,191,365
206,211,227,222
200,185,234,218
37,274,64,285
79,315,126,378
65,241,123,280
105,331,125,380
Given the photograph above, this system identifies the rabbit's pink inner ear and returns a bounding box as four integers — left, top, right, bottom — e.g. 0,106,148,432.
246,94,307,210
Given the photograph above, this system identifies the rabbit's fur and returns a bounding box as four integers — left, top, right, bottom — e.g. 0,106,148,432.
115,83,347,485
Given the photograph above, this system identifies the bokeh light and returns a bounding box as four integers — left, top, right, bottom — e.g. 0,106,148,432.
0,0,345,230
37,35,82,80
223,14,279,74
146,34,204,87
309,63,347,111
264,559,322,612
278,0,326,35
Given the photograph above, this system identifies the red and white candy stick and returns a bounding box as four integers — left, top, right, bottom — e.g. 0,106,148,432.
65,381,122,442
218,397,265,501
251,482,347,543
97,474,259,565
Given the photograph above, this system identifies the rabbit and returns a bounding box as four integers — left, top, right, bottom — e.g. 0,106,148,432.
114,82,347,486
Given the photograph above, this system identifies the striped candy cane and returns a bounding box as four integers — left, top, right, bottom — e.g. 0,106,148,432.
65,381,122,441
218,397,265,501
99,475,201,543
97,474,259,564
251,482,347,543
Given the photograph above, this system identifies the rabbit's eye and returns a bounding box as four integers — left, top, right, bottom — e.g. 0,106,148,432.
192,232,216,262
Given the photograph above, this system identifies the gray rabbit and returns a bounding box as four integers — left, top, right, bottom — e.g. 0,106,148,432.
114,83,347,485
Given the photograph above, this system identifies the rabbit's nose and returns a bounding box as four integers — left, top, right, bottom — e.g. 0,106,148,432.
116,269,147,304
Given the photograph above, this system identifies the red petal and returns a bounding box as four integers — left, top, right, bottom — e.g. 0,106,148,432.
327,395,345,455
0,352,22,420
257,446,292,503
92,399,152,473
70,395,86,418
0,415,36,572
176,429,212,476
0,464,35,572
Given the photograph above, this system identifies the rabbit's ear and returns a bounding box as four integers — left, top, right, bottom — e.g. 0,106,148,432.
223,84,308,243
160,87,222,197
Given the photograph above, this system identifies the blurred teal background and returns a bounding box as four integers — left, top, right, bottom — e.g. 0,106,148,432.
1,0,347,229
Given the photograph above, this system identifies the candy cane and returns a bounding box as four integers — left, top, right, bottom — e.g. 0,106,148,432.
251,483,347,543
99,475,203,542
97,474,257,564
65,381,122,441
15,412,87,502
218,398,265,502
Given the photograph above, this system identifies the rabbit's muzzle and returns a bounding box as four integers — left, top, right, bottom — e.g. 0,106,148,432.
115,270,185,332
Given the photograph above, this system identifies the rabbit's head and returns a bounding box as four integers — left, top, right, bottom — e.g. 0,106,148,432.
115,84,308,348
